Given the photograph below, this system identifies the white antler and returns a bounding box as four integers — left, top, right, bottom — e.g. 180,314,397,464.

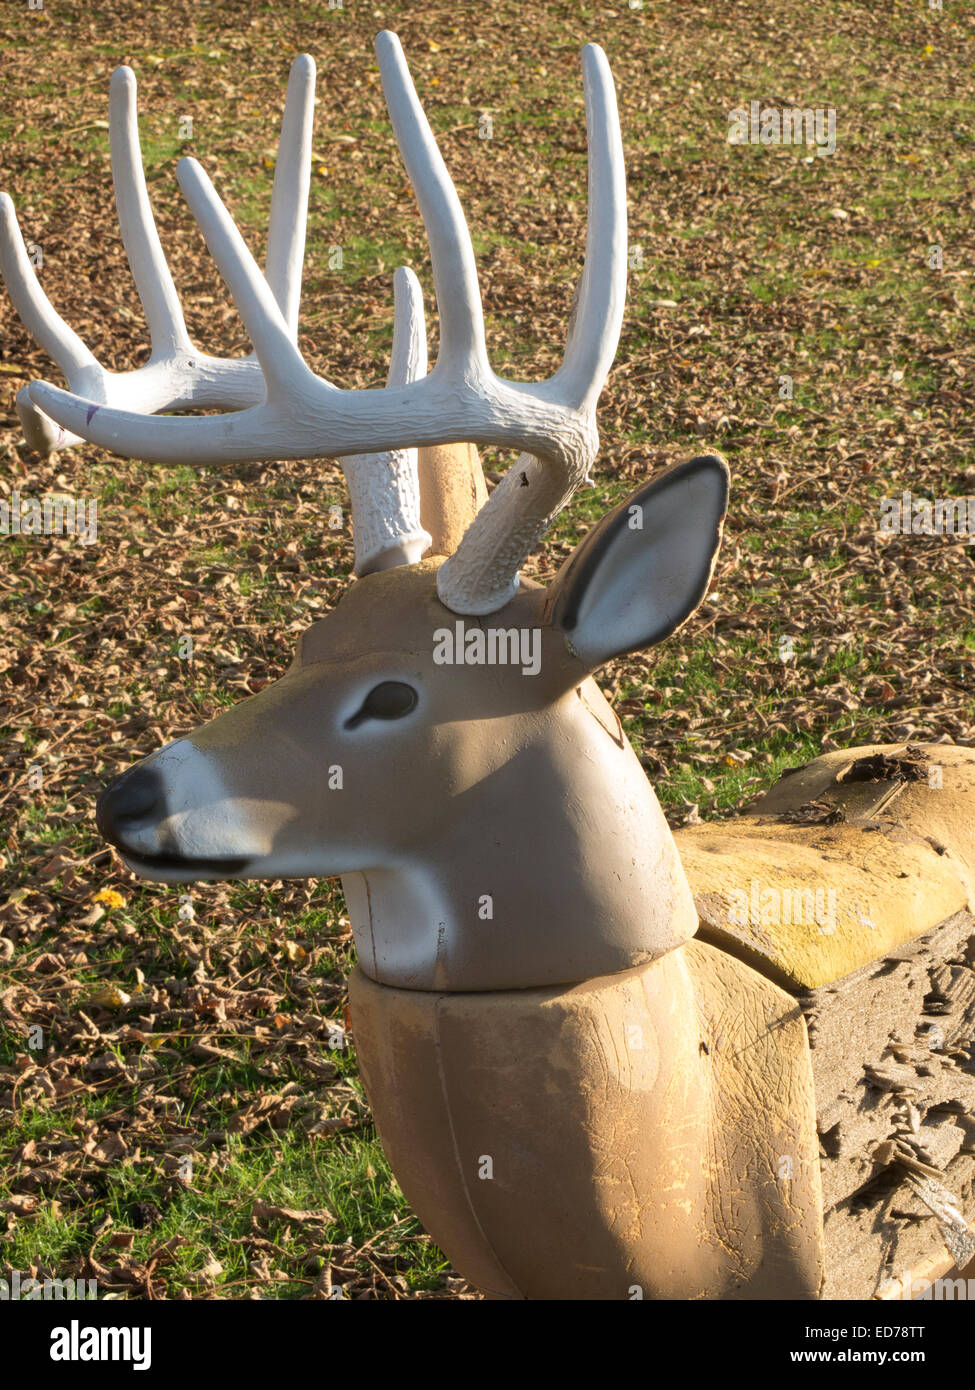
341,266,431,575
27,31,627,615
0,53,317,456
3,50,431,571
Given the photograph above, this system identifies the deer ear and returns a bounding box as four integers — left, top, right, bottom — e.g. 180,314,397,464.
547,455,729,670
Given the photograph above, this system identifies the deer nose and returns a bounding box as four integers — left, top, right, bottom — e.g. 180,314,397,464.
96,766,165,846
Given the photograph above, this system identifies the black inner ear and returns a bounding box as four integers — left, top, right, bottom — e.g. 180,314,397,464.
344,681,418,730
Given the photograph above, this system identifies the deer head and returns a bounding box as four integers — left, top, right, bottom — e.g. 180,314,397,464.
17,33,729,992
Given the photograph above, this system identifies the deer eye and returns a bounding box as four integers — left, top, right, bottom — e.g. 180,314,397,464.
344,681,418,730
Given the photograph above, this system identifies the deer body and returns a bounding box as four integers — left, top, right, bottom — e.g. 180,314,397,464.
350,939,824,1300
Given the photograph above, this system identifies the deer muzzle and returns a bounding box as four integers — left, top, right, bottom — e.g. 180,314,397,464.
95,739,291,881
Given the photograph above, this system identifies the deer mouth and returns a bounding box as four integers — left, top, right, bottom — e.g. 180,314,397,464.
112,845,253,881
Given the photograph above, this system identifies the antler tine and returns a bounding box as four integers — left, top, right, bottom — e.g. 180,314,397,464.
0,195,99,383
175,157,315,401
341,265,432,576
374,30,487,377
387,263,428,387
110,65,192,357
0,193,100,454
551,44,627,414
434,42,627,613
265,52,317,337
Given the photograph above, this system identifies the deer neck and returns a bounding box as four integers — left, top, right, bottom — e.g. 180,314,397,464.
342,677,698,992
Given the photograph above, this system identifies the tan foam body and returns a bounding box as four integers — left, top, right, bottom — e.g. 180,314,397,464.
350,939,824,1300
